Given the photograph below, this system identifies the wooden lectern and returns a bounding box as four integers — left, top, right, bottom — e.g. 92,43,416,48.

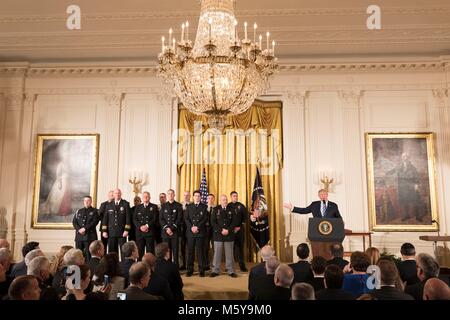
308,218,345,260
419,235,450,267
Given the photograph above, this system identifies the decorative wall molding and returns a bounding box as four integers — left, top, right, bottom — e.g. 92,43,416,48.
285,90,308,107
339,90,362,108
104,93,124,109
432,88,449,108
4,93,23,109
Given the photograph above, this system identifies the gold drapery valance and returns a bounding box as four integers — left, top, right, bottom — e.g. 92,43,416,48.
176,101,284,260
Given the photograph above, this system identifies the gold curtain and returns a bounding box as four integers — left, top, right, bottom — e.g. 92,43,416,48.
176,100,284,260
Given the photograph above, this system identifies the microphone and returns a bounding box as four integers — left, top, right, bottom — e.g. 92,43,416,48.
432,219,440,237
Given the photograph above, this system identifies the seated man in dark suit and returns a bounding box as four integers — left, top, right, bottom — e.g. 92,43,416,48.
289,243,314,284
397,243,419,286
405,253,440,300
119,241,139,285
10,242,40,278
284,189,341,218
370,259,413,300
423,278,450,300
327,243,349,270
142,252,173,300
248,245,275,293
87,240,105,276
249,256,280,300
316,265,354,300
154,242,184,300
255,264,294,300
124,262,159,300
307,256,326,292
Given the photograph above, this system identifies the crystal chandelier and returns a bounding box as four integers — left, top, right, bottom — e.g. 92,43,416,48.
157,0,278,130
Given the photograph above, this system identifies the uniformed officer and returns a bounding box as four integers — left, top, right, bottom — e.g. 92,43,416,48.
229,191,248,272
204,194,216,271
129,196,142,242
160,189,183,266
185,190,208,277
210,194,238,278
133,191,158,259
155,193,166,245
179,191,191,270
98,190,114,251
73,195,99,259
101,188,131,258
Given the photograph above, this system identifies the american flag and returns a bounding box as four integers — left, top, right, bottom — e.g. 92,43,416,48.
199,168,208,205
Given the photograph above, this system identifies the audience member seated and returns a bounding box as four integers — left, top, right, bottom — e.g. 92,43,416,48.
248,245,275,293
423,278,450,300
52,248,85,298
397,243,420,286
342,251,371,298
8,275,41,300
142,253,173,300
87,241,104,275
62,264,92,300
370,259,413,300
154,242,184,300
49,245,73,276
249,256,280,300
291,283,315,300
405,253,440,300
327,243,349,270
378,256,405,292
124,262,160,300
0,248,12,299
289,243,313,284
92,252,125,300
10,241,40,278
365,247,380,266
307,256,326,292
27,256,58,300
255,264,294,300
119,241,139,285
316,265,354,300
0,239,9,249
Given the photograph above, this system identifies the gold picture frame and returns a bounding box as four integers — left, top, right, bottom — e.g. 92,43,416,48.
365,133,438,231
32,134,99,229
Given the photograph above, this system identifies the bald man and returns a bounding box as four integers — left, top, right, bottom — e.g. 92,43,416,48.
142,253,173,300
423,278,450,300
0,239,10,250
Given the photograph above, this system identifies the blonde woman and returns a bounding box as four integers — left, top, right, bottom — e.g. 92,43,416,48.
49,245,73,276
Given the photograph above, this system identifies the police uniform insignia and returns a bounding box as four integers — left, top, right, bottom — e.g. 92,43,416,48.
165,209,168,213
89,212,93,216
150,207,153,211
173,209,176,212
238,205,241,210
200,212,203,215
120,207,124,211
138,212,142,215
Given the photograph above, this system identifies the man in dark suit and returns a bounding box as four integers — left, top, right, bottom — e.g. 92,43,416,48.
124,262,159,300
87,240,104,275
316,265,354,300
229,191,248,272
405,253,440,300
249,256,279,300
128,196,142,242
307,256,326,292
119,241,138,285
154,242,184,300
327,243,349,270
185,190,208,277
98,191,113,252
72,196,99,259
289,243,314,284
179,191,192,270
101,188,131,257
10,242,40,278
370,259,414,300
284,189,341,218
397,243,420,286
255,264,293,300
204,194,216,271
160,189,183,266
248,245,275,293
133,191,158,259
142,253,174,300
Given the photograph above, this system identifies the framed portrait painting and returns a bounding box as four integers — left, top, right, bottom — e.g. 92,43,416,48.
31,134,99,229
365,133,438,231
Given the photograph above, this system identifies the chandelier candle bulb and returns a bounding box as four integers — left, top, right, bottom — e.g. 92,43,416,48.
266,32,270,50
253,23,257,43
186,21,189,41
208,18,212,41
173,38,176,52
244,22,248,41
161,36,165,52
272,40,275,55
259,34,262,49
234,20,238,42
169,28,173,47
181,23,185,42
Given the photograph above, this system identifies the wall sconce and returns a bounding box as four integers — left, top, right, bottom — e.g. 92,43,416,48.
318,169,336,192
128,169,146,197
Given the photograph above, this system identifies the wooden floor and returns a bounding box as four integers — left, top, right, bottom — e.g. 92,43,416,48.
181,263,255,300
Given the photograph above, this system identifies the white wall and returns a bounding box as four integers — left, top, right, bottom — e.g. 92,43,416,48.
0,58,449,261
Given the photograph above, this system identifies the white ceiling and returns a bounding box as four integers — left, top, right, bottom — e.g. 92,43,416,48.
0,0,449,62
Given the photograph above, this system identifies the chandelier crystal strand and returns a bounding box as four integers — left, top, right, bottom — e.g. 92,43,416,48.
157,0,278,129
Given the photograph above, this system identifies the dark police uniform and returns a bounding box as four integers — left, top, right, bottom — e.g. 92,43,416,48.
101,199,131,256
204,205,214,270
229,201,248,270
98,200,112,251
211,205,238,242
160,200,183,266
72,206,99,258
133,202,158,258
185,202,208,275
178,201,191,269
